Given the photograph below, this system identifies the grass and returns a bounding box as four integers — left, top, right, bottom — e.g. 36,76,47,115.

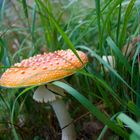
0,0,140,139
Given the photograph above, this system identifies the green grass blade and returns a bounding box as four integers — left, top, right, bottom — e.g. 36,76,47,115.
78,69,125,105
53,81,129,138
130,132,140,140
0,0,6,22
127,101,140,117
0,93,10,112
35,1,51,48
0,38,5,62
117,113,140,137
97,112,121,140
96,84,114,112
21,0,29,19
30,3,37,55
77,45,136,94
136,77,140,109
11,86,35,140
95,0,102,51
116,3,122,44
106,36,131,73
119,0,136,47
102,0,124,34
0,39,11,67
35,0,83,63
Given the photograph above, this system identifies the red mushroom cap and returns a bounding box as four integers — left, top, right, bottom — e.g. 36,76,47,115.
0,49,88,88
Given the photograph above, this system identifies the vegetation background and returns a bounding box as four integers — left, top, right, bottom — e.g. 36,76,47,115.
0,0,140,139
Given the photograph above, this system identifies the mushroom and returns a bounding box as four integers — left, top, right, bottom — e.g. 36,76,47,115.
0,49,88,140
102,55,115,72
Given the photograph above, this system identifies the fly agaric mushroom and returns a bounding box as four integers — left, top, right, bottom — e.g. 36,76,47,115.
0,49,88,140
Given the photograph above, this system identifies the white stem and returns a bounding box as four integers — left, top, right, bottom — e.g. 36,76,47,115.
50,99,76,140
33,86,76,140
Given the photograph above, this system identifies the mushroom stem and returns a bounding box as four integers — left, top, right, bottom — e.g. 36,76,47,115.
33,86,76,140
50,99,76,140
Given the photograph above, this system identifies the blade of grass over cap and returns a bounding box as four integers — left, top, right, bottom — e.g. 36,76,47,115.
53,81,129,138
